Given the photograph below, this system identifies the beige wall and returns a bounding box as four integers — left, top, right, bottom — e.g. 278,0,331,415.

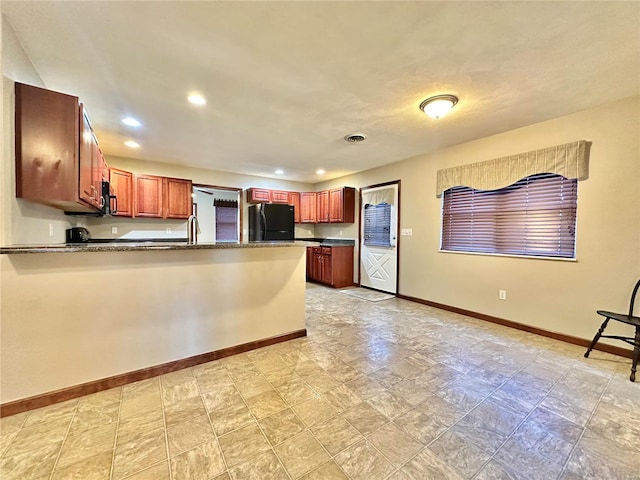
316,96,640,344
1,246,306,403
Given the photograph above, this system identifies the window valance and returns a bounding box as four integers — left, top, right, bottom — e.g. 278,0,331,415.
436,140,590,196
362,187,395,206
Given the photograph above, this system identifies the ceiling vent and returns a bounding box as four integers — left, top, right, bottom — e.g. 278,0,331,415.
344,133,367,143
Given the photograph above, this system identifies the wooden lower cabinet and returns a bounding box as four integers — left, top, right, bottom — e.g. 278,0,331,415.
306,245,354,288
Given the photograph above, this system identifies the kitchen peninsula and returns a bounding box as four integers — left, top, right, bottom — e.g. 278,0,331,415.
0,242,306,414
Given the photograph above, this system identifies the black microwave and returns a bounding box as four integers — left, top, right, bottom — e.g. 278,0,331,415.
64,180,117,217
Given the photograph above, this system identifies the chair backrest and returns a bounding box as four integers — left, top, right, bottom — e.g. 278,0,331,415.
628,279,640,317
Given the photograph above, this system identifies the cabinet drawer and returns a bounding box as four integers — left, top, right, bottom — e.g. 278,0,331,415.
321,247,332,255
246,188,271,203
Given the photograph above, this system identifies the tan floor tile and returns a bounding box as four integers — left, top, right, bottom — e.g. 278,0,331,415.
5,417,69,457
300,460,349,480
235,375,273,398
112,427,167,480
56,422,117,468
196,370,234,392
345,375,388,400
394,408,447,445
161,368,195,388
274,377,317,406
428,430,492,478
301,371,341,393
122,378,160,400
22,399,78,428
209,402,254,436
322,384,362,412
218,422,270,467
0,441,61,480
163,395,207,426
76,388,122,409
493,437,563,480
310,415,362,456
167,414,215,457
119,392,162,421
116,408,164,444
368,422,422,467
334,439,395,480
342,401,389,436
274,430,330,479
401,446,465,480
325,362,361,384
162,379,200,406
245,389,288,419
125,461,171,480
213,473,232,480
170,441,226,480
201,384,242,412
68,401,120,436
228,449,288,480
291,396,337,428
50,451,112,480
386,470,412,480
367,391,412,420
259,408,305,446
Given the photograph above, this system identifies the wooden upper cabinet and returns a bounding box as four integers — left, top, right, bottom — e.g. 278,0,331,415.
289,192,301,223
15,82,98,213
246,188,271,204
271,190,289,204
329,187,356,223
109,168,133,217
165,177,192,219
300,192,317,223
316,190,330,223
134,174,164,218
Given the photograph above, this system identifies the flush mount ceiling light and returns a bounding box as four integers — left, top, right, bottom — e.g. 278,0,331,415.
122,117,141,127
316,169,326,175
344,133,367,143
275,169,284,175
419,94,458,119
124,140,140,149
187,93,207,106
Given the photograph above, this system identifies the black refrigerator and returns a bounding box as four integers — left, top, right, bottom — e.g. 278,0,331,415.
248,204,295,241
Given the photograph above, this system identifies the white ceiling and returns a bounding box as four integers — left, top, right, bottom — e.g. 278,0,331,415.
3,1,639,183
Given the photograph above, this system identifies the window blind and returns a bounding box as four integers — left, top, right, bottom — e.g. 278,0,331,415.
364,203,392,247
214,200,238,242
441,173,577,258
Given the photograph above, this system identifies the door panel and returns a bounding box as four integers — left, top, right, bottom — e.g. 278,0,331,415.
360,183,399,294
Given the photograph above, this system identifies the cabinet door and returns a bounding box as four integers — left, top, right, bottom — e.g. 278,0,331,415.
328,246,354,288
246,188,271,204
289,192,301,223
165,177,192,219
79,107,97,208
321,254,333,285
300,193,317,223
109,168,133,217
329,187,356,223
306,246,313,281
271,190,289,204
316,190,330,223
134,174,164,217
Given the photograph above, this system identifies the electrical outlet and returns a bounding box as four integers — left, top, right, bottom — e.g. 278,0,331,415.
111,227,118,234
339,230,343,236
499,290,507,300
48,223,54,237
401,228,413,236
166,228,172,234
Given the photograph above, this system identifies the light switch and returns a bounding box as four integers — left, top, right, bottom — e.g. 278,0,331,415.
401,228,413,236
111,227,118,234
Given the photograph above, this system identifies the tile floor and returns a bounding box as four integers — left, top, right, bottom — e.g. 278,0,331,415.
1,283,639,480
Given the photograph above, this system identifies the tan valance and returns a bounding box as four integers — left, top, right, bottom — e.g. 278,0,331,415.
362,186,395,206
436,140,590,196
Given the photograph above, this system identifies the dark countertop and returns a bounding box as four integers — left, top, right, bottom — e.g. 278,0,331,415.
295,238,355,247
0,241,308,255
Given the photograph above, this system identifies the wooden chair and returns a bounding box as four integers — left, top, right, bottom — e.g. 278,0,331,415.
584,279,640,382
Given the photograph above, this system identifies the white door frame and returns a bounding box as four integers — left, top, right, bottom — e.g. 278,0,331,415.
358,180,401,294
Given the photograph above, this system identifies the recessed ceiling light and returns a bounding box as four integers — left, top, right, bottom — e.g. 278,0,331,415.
275,169,284,175
122,117,141,127
124,140,140,148
316,169,326,175
419,94,458,119
188,94,207,106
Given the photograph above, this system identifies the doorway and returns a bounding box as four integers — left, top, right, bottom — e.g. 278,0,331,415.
359,181,400,294
192,184,242,242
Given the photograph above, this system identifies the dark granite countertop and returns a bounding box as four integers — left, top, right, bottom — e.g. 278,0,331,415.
0,241,308,254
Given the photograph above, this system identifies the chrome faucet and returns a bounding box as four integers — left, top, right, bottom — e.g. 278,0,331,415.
187,214,201,244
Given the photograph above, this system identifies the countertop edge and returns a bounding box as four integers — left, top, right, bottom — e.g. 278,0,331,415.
0,241,312,254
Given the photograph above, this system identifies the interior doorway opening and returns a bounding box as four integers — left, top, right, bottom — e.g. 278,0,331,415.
192,184,242,242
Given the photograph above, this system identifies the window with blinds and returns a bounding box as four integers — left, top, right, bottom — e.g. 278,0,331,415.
364,203,392,247
214,200,238,242
441,173,578,258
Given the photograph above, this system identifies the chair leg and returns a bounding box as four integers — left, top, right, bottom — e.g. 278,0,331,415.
631,326,640,383
585,318,610,358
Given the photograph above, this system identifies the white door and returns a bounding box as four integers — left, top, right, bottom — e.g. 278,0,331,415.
360,183,399,294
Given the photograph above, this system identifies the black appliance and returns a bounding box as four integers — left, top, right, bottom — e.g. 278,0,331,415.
66,227,91,243
65,180,117,217
248,204,295,241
